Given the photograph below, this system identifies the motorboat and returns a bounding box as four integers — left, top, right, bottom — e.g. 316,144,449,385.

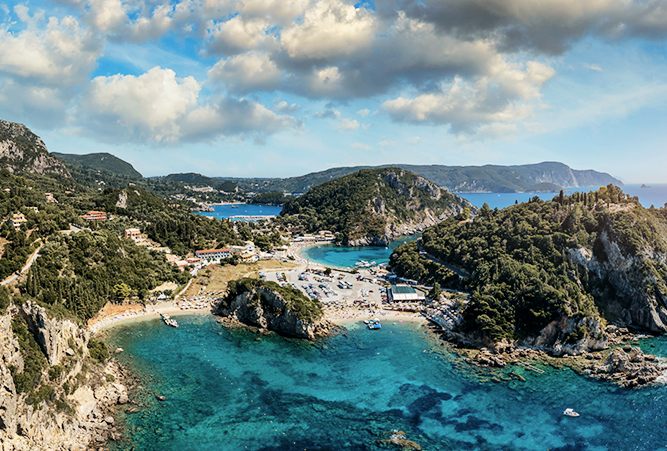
563,408,579,417
367,319,381,330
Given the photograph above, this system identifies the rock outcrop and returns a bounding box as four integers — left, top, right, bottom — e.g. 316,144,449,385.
217,280,332,339
0,119,69,176
0,304,131,451
585,346,663,388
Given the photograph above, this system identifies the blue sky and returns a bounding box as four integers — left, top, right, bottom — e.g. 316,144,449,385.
1,0,667,182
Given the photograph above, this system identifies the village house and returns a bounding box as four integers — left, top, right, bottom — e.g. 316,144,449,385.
195,248,231,260
45,193,57,203
7,213,27,230
80,211,107,221
124,228,142,240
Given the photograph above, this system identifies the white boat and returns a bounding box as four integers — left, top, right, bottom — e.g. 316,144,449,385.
563,408,579,417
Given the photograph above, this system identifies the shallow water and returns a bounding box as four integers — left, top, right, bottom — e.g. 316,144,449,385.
299,235,418,269
106,316,667,451
195,204,283,220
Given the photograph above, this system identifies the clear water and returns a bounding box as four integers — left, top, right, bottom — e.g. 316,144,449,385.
106,315,667,451
459,184,667,210
299,235,419,269
195,204,283,221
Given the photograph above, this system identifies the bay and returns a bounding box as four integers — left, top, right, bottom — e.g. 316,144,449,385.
195,204,283,221
106,315,667,451
298,235,418,269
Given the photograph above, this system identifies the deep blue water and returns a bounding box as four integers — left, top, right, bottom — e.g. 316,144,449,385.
299,235,418,268
458,184,667,210
196,204,283,220
106,315,667,451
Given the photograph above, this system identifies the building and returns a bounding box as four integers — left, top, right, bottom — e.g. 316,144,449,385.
195,248,231,259
45,193,57,203
26,206,38,213
389,285,425,302
124,228,142,240
80,211,107,221
229,245,247,255
8,213,27,230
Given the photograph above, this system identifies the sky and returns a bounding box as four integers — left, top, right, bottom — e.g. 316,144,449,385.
1,0,667,181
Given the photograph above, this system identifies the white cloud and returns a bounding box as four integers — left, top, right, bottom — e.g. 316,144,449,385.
351,142,370,150
408,136,420,144
336,118,359,130
207,15,271,54
584,63,603,71
281,0,376,59
80,66,294,143
274,100,300,113
208,51,281,91
314,108,340,119
378,140,395,147
357,108,370,117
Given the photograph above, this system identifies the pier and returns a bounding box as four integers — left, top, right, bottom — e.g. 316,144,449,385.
228,215,277,220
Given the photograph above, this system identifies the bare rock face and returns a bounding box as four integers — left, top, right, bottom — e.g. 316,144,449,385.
0,119,69,176
21,300,89,366
532,315,608,356
218,287,332,339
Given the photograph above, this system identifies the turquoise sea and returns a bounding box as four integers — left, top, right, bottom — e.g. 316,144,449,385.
458,184,667,210
106,315,667,451
299,235,418,269
196,204,283,221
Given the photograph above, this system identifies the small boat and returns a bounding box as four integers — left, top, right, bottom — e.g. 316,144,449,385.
563,408,579,417
367,319,381,330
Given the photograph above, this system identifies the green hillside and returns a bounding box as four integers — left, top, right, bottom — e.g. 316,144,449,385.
53,152,142,178
279,167,472,245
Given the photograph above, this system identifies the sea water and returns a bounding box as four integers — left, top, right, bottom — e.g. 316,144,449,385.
106,315,667,451
299,235,419,269
196,204,283,221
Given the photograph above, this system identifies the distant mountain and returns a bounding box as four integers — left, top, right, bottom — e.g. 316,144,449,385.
280,167,474,246
53,152,142,178
0,119,69,176
162,173,237,192
231,162,622,194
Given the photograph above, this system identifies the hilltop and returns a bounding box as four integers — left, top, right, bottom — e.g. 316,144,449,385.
279,167,474,246
389,185,667,354
230,162,622,194
0,119,68,176
53,152,142,179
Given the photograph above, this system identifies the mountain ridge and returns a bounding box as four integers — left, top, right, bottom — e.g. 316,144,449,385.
52,152,143,179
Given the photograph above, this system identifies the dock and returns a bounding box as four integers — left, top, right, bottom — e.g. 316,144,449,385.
518,361,545,374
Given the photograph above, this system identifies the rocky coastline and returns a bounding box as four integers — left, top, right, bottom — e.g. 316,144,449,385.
430,323,665,388
0,302,135,451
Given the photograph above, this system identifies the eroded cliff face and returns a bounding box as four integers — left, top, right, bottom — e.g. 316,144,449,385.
0,119,69,176
217,287,332,339
0,302,129,451
568,228,667,334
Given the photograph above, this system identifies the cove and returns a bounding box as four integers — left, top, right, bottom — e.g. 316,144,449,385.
106,315,667,451
299,235,419,269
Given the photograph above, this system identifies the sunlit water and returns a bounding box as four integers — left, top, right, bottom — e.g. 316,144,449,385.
196,204,283,221
106,315,667,451
299,235,419,269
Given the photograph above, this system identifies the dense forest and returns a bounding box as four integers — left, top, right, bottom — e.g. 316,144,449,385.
389,185,667,342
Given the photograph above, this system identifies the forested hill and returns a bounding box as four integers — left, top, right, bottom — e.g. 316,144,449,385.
231,162,621,194
53,152,142,178
389,186,667,351
278,167,474,246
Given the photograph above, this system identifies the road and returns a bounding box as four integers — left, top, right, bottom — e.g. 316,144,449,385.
0,244,43,286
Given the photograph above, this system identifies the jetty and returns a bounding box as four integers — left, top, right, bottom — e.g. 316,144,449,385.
228,215,278,220
518,361,545,374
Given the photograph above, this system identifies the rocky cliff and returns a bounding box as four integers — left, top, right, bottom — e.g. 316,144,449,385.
281,167,475,246
0,119,69,176
216,279,332,339
0,301,130,451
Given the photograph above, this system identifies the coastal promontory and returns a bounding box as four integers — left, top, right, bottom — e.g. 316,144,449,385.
278,167,474,246
216,278,332,339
